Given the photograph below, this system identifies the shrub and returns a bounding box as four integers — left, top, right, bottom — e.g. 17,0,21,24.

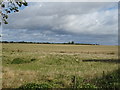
11,58,28,64
11,58,37,64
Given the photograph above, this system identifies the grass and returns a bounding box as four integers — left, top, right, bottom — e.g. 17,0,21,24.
2,43,119,88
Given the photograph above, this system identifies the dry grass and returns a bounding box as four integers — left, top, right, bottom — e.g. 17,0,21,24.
2,43,119,88
2,67,38,88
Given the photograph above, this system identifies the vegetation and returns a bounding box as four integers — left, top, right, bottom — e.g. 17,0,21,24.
2,43,119,88
92,68,120,88
11,58,36,64
0,0,28,24
19,83,52,89
1,41,99,45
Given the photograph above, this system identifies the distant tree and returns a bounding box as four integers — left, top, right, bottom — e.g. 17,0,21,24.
68,41,70,44
0,0,28,25
68,41,74,44
71,41,74,44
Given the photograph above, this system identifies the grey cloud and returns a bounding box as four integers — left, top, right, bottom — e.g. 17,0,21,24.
2,28,117,45
2,2,118,45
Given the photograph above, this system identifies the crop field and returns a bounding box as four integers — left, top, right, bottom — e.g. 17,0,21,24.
2,43,119,88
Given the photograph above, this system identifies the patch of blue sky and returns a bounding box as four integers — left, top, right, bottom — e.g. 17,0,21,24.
106,6,118,11
98,3,118,12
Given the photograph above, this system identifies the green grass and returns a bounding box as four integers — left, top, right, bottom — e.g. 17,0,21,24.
2,43,119,88
19,83,53,89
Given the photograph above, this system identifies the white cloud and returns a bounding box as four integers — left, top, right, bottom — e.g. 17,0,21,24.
60,9,118,35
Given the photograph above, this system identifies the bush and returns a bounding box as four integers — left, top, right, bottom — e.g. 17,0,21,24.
19,83,52,89
11,58,28,64
11,58,37,64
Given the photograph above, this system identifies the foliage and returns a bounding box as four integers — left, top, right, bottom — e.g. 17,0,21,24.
93,68,120,89
11,58,36,64
78,83,97,88
0,0,28,24
68,41,75,44
11,58,28,64
18,83,53,89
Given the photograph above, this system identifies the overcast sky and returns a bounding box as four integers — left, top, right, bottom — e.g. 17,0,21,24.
2,2,118,45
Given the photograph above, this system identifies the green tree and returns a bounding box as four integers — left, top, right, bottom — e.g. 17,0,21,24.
0,0,28,25
68,41,74,44
71,41,74,44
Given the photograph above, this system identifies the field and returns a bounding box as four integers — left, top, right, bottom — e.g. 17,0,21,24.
2,43,119,88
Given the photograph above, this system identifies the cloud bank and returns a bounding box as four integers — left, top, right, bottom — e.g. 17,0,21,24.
2,2,118,45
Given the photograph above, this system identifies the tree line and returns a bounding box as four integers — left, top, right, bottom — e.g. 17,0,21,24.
0,41,99,45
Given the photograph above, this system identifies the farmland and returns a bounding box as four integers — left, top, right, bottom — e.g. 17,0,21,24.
2,43,119,88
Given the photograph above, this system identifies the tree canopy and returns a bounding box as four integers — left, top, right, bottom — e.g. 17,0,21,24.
0,0,28,25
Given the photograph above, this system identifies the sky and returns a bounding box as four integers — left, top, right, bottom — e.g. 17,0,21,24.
2,2,118,45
